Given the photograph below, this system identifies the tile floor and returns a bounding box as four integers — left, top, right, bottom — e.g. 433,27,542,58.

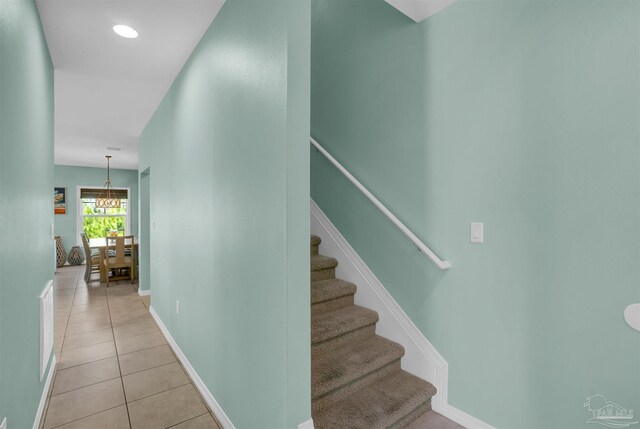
44,266,462,429
43,265,221,429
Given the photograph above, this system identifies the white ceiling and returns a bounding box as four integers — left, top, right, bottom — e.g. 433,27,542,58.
36,0,225,170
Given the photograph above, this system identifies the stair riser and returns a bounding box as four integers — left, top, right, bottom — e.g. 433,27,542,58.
311,268,335,281
390,401,432,429
312,295,354,316
311,244,319,256
312,360,402,414
313,324,376,356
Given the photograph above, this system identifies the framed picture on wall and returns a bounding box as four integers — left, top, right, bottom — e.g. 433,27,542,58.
54,187,66,214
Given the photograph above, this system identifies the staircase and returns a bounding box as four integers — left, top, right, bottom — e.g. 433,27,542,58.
311,235,437,429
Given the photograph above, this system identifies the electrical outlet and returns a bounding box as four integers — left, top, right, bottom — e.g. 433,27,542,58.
176,300,180,315
1,416,7,429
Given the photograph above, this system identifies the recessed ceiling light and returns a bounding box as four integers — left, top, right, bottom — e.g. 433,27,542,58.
113,24,138,39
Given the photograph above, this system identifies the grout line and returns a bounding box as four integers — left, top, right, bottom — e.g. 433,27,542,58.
52,272,80,390
113,339,168,359
49,374,122,398
55,348,117,372
120,360,179,379
60,336,114,353
48,404,125,429
164,412,212,429
119,356,178,378
104,277,134,429
124,380,192,405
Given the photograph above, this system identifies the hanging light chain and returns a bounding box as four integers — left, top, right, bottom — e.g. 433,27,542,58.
96,155,121,209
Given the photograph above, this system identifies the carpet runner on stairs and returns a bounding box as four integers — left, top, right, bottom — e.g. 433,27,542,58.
311,235,437,429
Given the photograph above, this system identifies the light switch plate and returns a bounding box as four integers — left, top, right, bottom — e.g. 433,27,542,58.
1,417,7,429
471,222,484,243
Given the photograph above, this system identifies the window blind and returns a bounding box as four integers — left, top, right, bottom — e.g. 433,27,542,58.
80,188,128,199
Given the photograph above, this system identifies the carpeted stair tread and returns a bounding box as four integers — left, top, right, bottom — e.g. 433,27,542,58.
312,335,404,400
311,255,338,272
312,305,378,344
312,279,357,305
312,370,437,429
311,235,322,246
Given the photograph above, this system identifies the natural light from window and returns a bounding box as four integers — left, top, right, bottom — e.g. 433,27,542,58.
81,197,128,239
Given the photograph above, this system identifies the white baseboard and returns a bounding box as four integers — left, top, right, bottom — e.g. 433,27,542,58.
298,418,314,429
149,307,235,429
33,354,56,429
310,199,494,429
137,288,150,297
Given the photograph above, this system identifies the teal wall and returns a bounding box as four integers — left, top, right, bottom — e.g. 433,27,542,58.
0,0,54,427
311,0,640,427
138,0,310,427
54,165,138,251
139,169,150,293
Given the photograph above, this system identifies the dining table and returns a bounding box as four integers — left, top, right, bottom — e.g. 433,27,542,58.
89,237,139,283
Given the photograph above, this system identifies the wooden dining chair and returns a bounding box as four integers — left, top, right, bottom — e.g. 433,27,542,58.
81,233,101,282
103,235,135,286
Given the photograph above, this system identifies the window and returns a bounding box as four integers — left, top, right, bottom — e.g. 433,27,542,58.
78,187,130,240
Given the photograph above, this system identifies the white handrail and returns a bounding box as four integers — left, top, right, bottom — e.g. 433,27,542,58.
311,137,451,270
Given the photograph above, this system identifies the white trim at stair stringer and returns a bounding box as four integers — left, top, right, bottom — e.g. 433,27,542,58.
298,418,314,429
310,199,494,429
149,306,236,429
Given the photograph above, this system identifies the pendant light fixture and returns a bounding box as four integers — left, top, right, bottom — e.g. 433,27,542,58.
96,155,121,209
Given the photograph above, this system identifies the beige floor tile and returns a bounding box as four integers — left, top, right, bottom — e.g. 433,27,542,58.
71,291,106,301
110,313,149,328
56,302,73,311
71,302,108,315
55,311,70,321
123,362,190,402
119,344,176,375
106,285,138,296
109,299,145,309
56,298,74,308
110,308,147,321
128,384,208,429
109,302,148,316
43,378,125,429
111,312,154,328
63,327,114,351
55,405,130,429
55,337,64,354
55,321,69,337
56,309,70,319
113,319,159,340
67,311,111,324
55,289,76,297
58,341,116,370
65,318,112,336
74,287,106,295
68,309,110,325
71,299,107,309
116,331,167,355
72,295,107,306
52,356,120,396
140,295,151,309
109,297,144,308
55,282,77,290
170,413,221,429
